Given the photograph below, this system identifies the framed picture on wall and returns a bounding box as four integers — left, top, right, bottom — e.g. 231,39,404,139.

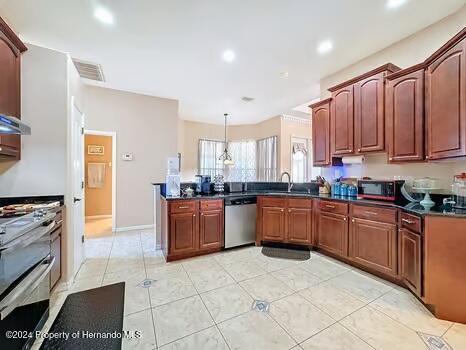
88,145,105,155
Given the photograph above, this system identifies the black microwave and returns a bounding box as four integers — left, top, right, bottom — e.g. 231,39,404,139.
357,180,405,201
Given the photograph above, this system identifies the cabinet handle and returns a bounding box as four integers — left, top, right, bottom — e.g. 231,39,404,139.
357,148,361,152
281,209,284,212
402,218,414,224
178,206,190,209
193,214,196,217
343,217,347,221
352,219,355,222
365,211,378,216
200,213,204,216
389,157,393,161
325,205,335,209
288,209,291,213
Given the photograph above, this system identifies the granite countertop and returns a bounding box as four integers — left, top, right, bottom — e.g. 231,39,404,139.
160,191,466,218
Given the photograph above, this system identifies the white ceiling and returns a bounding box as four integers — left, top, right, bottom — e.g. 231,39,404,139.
1,0,464,124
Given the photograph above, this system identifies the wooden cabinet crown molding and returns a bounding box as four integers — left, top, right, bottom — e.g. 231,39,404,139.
424,27,466,66
385,62,427,81
0,17,27,53
309,97,332,109
328,63,401,92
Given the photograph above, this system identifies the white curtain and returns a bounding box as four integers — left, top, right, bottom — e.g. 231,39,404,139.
228,140,256,181
257,136,278,181
198,139,225,177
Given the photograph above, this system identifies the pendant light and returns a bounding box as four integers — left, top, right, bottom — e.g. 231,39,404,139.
219,113,235,166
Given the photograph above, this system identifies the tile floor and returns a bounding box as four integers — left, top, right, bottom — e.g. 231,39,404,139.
84,217,113,238
35,229,466,350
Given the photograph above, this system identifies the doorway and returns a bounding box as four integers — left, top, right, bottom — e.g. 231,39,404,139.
84,130,116,238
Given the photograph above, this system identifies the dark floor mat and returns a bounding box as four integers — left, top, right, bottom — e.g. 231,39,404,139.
261,246,310,260
40,282,125,350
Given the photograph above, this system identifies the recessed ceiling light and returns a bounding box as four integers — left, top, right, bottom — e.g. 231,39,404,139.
94,6,114,25
222,49,236,63
317,40,333,55
280,71,289,78
386,0,407,9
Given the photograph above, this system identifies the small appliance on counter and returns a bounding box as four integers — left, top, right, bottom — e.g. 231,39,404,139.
357,179,405,202
213,175,225,193
165,156,181,198
224,182,243,193
452,173,466,209
195,175,212,194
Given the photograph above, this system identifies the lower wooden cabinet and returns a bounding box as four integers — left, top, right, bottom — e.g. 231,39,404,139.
257,197,312,245
349,217,397,277
199,210,224,250
399,227,422,296
169,212,199,256
162,199,224,261
317,212,349,257
261,207,286,242
287,208,312,244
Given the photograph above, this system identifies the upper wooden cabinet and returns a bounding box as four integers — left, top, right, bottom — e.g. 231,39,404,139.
310,99,331,166
328,64,400,157
330,86,354,155
385,65,425,162
0,17,27,160
425,29,466,160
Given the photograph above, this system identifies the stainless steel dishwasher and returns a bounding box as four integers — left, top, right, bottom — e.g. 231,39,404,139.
224,196,257,248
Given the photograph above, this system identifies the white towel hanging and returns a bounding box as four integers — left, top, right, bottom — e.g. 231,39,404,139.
88,163,106,188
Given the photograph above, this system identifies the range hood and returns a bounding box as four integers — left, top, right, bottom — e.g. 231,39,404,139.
0,114,31,135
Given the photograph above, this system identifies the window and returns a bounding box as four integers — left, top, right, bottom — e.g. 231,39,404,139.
198,139,225,177
291,137,309,183
198,136,278,182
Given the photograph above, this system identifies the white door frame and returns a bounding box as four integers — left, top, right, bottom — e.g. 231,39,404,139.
84,129,117,232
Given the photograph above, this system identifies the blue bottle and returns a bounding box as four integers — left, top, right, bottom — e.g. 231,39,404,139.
332,182,341,196
340,183,348,196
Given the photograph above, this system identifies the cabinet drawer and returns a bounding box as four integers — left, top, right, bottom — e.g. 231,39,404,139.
169,200,197,213
200,199,223,211
400,212,422,233
319,200,348,215
288,198,312,209
260,197,287,208
351,204,397,224
54,210,63,226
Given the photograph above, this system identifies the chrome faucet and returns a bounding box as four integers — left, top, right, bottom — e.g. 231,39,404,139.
280,171,293,192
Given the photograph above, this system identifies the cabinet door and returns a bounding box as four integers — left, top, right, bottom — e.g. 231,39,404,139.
287,208,312,245
350,218,397,276
169,212,199,255
426,37,466,160
331,85,354,155
399,228,422,297
354,72,385,153
317,212,348,257
199,210,224,250
262,207,286,242
386,69,424,162
50,228,61,290
0,33,21,158
312,101,331,166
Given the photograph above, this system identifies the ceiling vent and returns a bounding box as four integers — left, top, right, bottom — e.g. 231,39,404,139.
72,58,105,82
241,96,255,102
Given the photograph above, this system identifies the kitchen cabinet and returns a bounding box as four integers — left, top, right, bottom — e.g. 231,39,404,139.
354,72,386,153
399,227,422,297
199,209,223,250
261,207,286,242
317,211,348,257
161,199,224,261
310,99,331,166
0,17,27,160
169,212,199,256
350,217,397,277
425,30,466,160
385,65,425,162
331,85,354,155
257,197,312,245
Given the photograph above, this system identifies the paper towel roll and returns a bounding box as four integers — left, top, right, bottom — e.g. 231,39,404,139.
341,155,365,165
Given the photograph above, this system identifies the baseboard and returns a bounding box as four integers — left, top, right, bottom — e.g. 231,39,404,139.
115,224,154,233
86,215,112,220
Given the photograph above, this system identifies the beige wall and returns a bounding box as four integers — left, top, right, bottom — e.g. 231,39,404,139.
179,116,313,181
318,6,466,190
180,117,281,180
84,85,178,229
84,135,112,217
0,44,68,196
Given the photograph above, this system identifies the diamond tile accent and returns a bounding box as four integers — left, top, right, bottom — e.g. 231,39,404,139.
418,333,453,350
139,278,156,288
252,300,270,313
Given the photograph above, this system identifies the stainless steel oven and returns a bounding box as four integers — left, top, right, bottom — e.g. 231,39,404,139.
0,211,56,350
